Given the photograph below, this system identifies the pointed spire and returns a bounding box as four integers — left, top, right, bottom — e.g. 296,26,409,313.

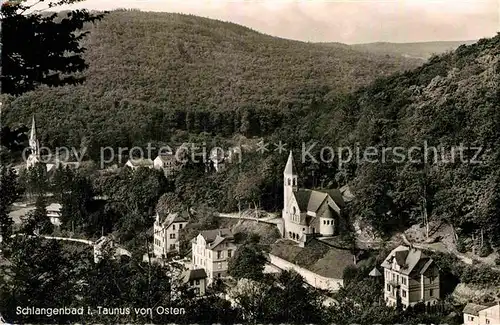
284,150,296,175
30,115,36,143
29,115,39,156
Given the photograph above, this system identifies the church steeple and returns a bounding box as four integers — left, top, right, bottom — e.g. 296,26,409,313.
284,151,296,176
283,151,298,219
26,115,40,169
29,115,39,156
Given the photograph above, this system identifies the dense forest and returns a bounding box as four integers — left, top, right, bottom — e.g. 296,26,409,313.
1,10,420,152
2,10,500,252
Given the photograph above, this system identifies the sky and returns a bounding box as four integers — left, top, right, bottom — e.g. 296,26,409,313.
53,0,500,44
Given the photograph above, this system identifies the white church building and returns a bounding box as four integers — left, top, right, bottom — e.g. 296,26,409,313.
282,151,346,244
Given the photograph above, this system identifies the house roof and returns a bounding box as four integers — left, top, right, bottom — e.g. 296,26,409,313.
181,269,207,283
199,228,233,243
463,303,489,316
369,267,382,277
46,203,62,211
380,245,435,276
155,154,176,163
127,158,154,166
158,211,188,228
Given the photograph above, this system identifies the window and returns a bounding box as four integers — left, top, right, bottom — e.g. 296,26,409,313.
429,289,433,297
402,277,407,285
387,284,390,291
402,290,406,298
486,319,490,324
195,279,200,285
179,224,183,229
468,316,474,321
170,233,175,239
397,274,399,283
172,225,176,231
217,251,222,259
288,179,291,186
218,263,222,269
228,250,232,258
170,244,175,250
218,273,221,278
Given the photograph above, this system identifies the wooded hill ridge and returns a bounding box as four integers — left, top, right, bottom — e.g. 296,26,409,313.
2,10,420,149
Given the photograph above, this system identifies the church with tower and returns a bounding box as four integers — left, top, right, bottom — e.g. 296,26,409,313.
26,116,44,169
26,115,76,172
282,151,347,244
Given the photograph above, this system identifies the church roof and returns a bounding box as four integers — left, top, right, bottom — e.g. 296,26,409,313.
284,151,296,175
293,189,345,214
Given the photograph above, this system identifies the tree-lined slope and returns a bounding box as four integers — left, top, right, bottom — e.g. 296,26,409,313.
2,10,419,150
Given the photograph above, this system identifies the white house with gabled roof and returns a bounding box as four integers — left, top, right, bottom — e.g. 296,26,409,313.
191,228,236,284
153,210,189,258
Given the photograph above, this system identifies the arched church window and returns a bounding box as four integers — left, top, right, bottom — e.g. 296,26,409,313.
293,206,296,214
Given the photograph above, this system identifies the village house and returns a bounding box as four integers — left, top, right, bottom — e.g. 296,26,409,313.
153,210,188,258
282,151,346,245
46,203,62,226
191,228,236,284
153,152,178,177
125,158,154,170
181,269,208,296
381,245,440,308
463,302,500,325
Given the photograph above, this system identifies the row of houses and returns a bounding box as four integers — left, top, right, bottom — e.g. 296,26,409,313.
26,115,241,176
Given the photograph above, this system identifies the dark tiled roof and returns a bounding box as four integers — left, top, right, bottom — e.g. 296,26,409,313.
156,154,176,163
294,190,312,212
395,250,409,266
199,228,233,243
158,211,188,228
463,303,488,316
316,188,345,209
182,269,207,283
381,245,435,276
293,189,345,214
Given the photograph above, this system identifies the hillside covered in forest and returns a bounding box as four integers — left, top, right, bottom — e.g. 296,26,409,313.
350,40,477,60
2,10,419,150
2,10,499,253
